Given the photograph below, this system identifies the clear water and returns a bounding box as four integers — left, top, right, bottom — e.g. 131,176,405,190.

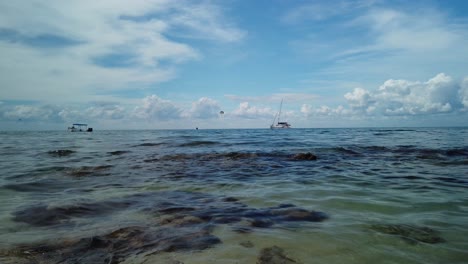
0,128,467,263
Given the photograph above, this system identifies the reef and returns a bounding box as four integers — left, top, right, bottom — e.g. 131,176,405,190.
3,191,327,263
257,246,298,264
370,224,445,244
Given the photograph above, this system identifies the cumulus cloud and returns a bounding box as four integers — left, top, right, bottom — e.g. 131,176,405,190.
185,97,221,119
460,77,468,110
344,87,372,109
301,104,350,117
3,104,63,121
133,95,182,121
302,73,468,119
0,101,128,124
132,95,225,121
369,73,460,115
232,102,273,119
85,103,126,120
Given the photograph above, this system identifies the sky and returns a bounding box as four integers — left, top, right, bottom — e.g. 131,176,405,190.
1,0,468,130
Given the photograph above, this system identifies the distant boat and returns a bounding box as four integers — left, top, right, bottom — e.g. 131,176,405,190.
68,123,93,132
270,99,291,129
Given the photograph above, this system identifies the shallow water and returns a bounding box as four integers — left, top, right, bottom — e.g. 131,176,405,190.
1,128,467,263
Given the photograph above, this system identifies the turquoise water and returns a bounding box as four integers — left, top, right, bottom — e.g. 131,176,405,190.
0,128,467,263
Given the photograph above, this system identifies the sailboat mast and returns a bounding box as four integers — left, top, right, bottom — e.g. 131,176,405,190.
278,99,283,123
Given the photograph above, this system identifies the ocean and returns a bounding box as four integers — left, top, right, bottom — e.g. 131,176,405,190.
0,128,467,263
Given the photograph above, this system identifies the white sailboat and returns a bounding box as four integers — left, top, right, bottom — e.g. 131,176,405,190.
270,99,291,129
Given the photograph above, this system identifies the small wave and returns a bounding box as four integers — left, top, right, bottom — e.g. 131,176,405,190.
434,177,468,186
360,146,390,152
434,160,468,166
393,146,468,159
157,152,258,162
445,148,468,157
373,132,389,136
134,142,165,147
370,129,416,132
332,147,360,155
67,165,113,177
47,149,75,157
383,175,425,180
108,150,130,155
3,179,70,192
179,141,219,147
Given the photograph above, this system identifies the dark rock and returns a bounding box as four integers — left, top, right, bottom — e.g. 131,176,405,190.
213,216,242,224
7,191,328,263
257,246,298,264
223,197,239,202
271,208,329,222
370,224,445,244
250,219,274,228
1,226,221,264
225,152,258,159
292,152,317,160
13,200,131,226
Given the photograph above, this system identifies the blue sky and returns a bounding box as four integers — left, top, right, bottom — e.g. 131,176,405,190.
1,0,468,129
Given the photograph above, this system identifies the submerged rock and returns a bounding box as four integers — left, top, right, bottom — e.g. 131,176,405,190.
224,152,258,159
292,152,317,160
7,191,328,263
257,246,298,264
13,200,132,226
13,191,328,228
1,226,220,264
370,224,445,244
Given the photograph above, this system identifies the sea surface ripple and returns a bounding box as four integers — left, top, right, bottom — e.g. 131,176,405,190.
0,128,467,263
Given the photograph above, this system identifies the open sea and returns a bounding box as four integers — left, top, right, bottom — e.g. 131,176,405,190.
1,128,467,263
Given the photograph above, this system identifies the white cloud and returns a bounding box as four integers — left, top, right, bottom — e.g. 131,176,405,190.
344,87,371,109
363,9,460,52
290,3,468,87
301,104,350,117
0,1,245,102
301,73,467,120
370,73,460,115
225,93,318,103
3,105,61,121
460,77,468,110
184,97,221,119
85,103,126,120
282,0,376,24
232,102,273,119
133,95,182,121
